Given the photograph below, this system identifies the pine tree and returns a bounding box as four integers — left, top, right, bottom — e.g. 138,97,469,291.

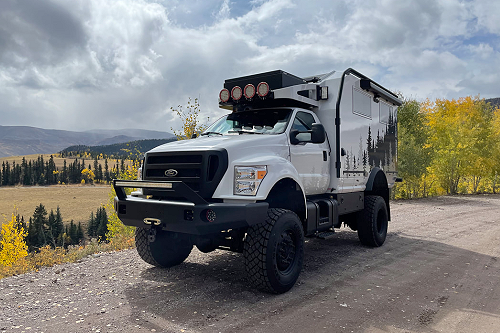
28,204,49,251
3,161,10,186
87,211,99,238
69,221,78,245
96,207,108,240
97,164,103,183
47,210,57,247
54,207,64,245
76,222,84,244
62,159,68,184
93,157,99,180
104,159,109,182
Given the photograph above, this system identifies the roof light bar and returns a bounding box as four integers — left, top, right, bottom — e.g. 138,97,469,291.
231,86,243,101
244,84,256,99
257,82,269,97
219,88,230,103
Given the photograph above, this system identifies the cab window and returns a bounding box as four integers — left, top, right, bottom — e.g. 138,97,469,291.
291,111,315,131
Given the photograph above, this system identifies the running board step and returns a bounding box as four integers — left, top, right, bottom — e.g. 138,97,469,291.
316,230,335,239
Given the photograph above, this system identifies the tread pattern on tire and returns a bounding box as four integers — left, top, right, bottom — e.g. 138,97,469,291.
358,195,387,247
243,208,299,293
135,228,192,268
135,228,160,266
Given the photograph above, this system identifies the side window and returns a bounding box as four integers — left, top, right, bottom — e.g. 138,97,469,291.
379,101,392,124
352,87,371,119
291,111,315,131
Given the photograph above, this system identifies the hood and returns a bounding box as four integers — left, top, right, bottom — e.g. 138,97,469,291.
147,134,290,160
149,134,283,152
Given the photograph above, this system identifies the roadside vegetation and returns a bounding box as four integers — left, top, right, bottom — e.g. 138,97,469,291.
394,96,500,198
1,95,499,278
0,162,138,279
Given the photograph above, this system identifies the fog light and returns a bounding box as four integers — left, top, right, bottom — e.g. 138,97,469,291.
206,209,216,222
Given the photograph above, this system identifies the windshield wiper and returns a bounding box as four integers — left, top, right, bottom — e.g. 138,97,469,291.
200,131,223,136
228,130,263,134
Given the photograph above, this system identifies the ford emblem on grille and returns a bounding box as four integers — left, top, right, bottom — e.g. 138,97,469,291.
165,169,178,177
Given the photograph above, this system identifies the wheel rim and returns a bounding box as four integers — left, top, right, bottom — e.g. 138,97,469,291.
276,229,296,273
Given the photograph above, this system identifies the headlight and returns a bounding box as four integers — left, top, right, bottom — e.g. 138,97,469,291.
234,166,267,196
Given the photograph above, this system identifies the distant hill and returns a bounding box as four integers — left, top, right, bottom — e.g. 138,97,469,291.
485,98,500,109
60,138,177,158
0,126,175,157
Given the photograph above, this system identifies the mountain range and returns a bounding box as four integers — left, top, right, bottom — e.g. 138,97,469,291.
0,125,175,157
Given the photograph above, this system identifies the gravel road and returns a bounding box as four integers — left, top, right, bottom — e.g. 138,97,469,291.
1,194,500,333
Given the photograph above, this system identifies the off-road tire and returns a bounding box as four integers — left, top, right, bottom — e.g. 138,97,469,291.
243,208,304,294
357,195,388,247
135,228,193,268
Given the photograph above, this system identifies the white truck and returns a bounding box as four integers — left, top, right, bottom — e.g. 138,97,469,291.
113,68,401,293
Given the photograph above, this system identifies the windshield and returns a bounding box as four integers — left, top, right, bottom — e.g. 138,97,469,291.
202,109,292,135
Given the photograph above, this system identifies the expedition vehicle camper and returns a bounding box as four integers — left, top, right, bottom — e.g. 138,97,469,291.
113,68,402,293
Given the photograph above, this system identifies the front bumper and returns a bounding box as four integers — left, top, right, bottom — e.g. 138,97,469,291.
113,180,268,235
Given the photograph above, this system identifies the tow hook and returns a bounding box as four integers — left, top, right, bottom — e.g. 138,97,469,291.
144,218,161,226
148,228,157,243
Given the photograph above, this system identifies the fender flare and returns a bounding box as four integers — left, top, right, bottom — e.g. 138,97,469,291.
365,167,391,220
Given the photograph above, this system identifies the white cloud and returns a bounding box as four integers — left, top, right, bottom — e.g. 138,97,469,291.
0,0,500,132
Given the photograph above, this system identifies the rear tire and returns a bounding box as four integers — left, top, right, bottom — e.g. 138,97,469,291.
135,228,193,268
357,195,388,247
244,208,304,294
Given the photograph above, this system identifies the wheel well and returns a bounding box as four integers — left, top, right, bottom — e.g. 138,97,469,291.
365,168,391,220
263,178,306,223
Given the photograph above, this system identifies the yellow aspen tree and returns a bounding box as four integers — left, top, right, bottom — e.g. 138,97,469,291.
424,96,492,194
0,214,28,267
491,107,500,193
170,98,209,140
81,168,95,183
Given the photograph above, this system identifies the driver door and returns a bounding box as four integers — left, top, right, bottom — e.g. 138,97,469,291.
289,111,330,195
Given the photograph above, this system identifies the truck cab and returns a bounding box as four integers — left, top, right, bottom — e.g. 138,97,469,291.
114,68,402,293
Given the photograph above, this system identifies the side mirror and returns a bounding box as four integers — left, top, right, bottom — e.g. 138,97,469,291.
311,123,326,143
191,133,198,139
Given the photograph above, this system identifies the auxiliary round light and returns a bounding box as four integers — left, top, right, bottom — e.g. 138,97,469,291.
257,82,269,97
231,86,243,101
219,88,230,103
244,84,256,99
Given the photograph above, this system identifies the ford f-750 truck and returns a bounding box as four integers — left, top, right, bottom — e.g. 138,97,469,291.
113,68,401,293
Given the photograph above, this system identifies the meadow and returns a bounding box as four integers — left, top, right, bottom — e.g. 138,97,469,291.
0,185,110,224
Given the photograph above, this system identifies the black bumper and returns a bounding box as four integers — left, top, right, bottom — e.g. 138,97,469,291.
113,180,268,235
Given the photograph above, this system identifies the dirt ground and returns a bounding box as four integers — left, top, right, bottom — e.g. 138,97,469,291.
1,194,500,333
0,186,110,223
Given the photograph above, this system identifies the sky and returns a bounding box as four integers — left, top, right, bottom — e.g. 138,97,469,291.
1,0,499,132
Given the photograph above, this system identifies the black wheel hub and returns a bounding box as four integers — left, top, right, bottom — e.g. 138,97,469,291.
277,230,296,272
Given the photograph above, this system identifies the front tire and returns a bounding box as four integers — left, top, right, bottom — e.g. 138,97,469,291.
357,195,388,247
244,208,304,294
135,228,193,268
